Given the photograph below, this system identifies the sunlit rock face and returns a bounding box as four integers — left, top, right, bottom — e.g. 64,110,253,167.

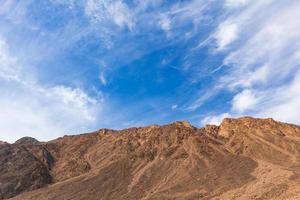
1,117,300,200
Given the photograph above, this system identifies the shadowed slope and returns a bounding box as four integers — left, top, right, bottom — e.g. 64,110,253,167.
0,144,51,199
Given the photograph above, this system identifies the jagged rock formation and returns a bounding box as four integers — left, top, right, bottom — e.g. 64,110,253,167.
1,117,300,200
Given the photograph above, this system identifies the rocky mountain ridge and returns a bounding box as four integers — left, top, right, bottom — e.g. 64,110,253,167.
0,117,300,200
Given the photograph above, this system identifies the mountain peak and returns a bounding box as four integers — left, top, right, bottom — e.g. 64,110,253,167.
170,120,194,128
0,140,8,145
14,137,39,145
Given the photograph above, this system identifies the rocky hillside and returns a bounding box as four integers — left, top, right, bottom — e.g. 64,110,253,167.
1,117,300,200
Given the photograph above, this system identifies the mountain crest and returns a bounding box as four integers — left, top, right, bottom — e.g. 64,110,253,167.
170,120,194,128
14,137,39,145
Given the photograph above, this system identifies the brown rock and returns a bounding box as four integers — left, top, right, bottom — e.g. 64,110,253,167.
1,117,300,200
0,144,51,199
0,141,8,145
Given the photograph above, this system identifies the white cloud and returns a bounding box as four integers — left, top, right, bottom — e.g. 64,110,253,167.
214,20,238,51
156,0,208,38
0,36,103,143
171,104,177,110
99,71,107,85
251,72,300,124
0,37,19,81
51,86,98,114
49,0,209,47
159,14,171,34
85,0,135,30
221,1,300,88
0,81,102,143
210,1,300,125
201,113,231,125
186,88,219,112
232,89,258,112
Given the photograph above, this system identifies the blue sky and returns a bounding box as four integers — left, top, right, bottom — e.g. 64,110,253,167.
1,0,300,142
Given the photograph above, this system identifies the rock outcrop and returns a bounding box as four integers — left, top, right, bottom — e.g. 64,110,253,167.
14,137,39,145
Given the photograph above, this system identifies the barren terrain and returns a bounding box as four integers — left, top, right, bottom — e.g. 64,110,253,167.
0,117,299,200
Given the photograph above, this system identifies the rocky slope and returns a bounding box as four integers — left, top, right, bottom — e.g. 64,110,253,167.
0,117,300,200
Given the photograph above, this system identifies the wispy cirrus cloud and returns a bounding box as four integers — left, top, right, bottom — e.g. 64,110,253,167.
0,34,103,143
85,0,135,30
1,0,300,142
225,0,249,8
0,1,107,143
201,0,300,125
0,38,19,81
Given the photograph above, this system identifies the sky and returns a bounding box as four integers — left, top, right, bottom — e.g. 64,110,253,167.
1,0,300,142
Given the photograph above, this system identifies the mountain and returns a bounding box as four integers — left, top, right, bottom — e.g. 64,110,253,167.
14,137,39,145
1,117,300,200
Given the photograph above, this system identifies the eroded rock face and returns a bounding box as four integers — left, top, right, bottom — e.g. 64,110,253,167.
1,117,300,200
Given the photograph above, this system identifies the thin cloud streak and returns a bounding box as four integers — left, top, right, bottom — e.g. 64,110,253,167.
201,0,300,125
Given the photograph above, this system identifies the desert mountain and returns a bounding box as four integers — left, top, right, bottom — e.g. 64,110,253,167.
0,117,300,200
14,137,39,145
